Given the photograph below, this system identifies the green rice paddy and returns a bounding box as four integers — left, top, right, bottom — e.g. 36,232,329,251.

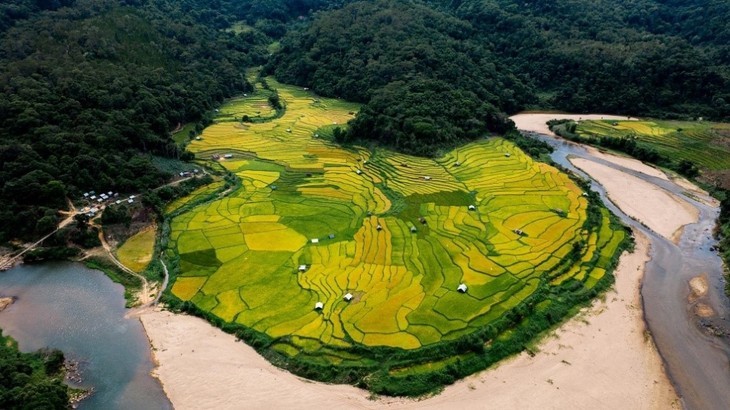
164,75,628,393
577,119,730,170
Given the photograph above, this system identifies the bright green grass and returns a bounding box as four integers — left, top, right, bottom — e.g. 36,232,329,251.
166,78,627,389
116,228,156,273
577,120,730,170
172,123,197,145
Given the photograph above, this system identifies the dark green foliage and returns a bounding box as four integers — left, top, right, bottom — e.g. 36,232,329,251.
270,0,729,156
718,190,730,295
102,205,132,227
502,129,553,159
0,330,70,409
270,0,531,155
0,0,270,243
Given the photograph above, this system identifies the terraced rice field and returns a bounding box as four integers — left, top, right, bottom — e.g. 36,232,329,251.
165,76,627,386
578,120,730,170
165,180,225,214
117,227,156,273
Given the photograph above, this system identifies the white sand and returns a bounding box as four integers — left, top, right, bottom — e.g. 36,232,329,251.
141,232,676,409
140,112,688,408
571,158,698,240
510,113,669,181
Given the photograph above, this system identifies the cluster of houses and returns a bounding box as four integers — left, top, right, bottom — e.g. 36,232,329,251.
80,191,137,218
83,190,119,204
178,169,200,178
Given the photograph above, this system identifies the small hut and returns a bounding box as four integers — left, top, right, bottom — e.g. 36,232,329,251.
504,153,511,158
328,233,335,239
286,128,292,133
356,169,362,175
311,238,319,244
344,293,353,302
423,176,432,181
468,205,476,211
457,283,468,293
514,229,524,236
410,226,417,233
298,265,307,272
314,302,324,310
419,217,427,225
376,224,382,231
454,161,461,167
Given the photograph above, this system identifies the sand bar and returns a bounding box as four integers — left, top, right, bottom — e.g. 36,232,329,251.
571,158,698,240
141,231,676,409
510,113,669,181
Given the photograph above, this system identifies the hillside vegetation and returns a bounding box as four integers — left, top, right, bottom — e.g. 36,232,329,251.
0,330,69,409
0,0,271,242
270,0,526,155
271,0,729,154
1,0,728,241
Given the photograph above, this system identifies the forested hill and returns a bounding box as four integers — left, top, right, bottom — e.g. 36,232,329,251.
271,0,729,153
1,0,729,243
270,0,528,155
0,0,272,241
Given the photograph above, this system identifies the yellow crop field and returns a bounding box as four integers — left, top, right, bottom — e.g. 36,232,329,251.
116,227,156,273
165,74,628,388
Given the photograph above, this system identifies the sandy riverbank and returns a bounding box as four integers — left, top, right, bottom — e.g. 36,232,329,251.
510,113,670,181
140,231,677,409
571,158,698,241
139,112,690,408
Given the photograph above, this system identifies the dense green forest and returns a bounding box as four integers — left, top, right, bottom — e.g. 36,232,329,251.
1,0,729,243
0,330,69,409
272,0,729,155
0,0,270,241
270,0,524,155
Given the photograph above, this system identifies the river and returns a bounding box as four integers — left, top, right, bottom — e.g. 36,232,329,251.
523,128,730,409
1,126,729,409
0,262,172,409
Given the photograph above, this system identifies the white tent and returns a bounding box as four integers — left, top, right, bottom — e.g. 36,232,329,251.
344,293,353,301
457,284,468,293
314,302,324,310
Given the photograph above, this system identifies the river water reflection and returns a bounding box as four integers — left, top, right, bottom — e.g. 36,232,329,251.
0,262,171,409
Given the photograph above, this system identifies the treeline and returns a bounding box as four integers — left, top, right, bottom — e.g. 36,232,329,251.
0,330,69,409
0,0,272,242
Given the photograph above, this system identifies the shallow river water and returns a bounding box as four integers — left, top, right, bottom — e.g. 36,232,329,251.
0,262,171,409
528,131,730,409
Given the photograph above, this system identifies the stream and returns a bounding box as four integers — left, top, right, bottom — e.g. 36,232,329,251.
525,130,730,409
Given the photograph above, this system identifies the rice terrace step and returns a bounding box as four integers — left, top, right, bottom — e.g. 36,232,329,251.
164,77,629,396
